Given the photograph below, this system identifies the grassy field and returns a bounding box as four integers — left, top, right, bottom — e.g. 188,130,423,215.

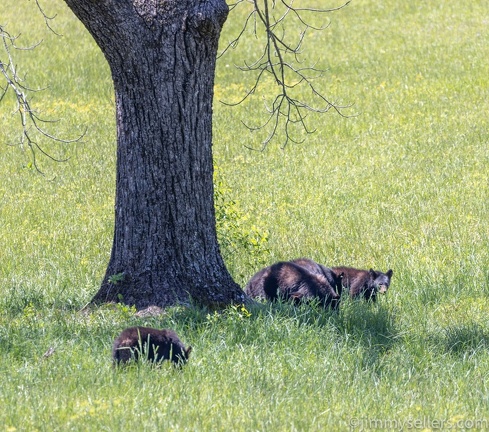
1,0,489,430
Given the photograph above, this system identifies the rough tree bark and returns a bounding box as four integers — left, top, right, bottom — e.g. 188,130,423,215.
63,0,246,309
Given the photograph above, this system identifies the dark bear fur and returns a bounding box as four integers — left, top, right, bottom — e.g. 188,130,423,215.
331,267,393,302
112,327,192,365
263,261,340,309
290,258,344,298
245,258,343,301
244,265,271,299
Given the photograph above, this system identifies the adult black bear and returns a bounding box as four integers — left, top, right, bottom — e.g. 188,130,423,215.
112,327,192,365
331,267,393,302
264,261,340,309
245,258,343,299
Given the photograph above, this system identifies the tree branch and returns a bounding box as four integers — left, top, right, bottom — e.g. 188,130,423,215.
0,2,84,174
220,0,351,149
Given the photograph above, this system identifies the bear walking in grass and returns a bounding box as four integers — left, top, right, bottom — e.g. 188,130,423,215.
112,327,192,365
244,258,342,306
331,267,393,302
244,258,392,307
263,261,341,310
289,257,393,302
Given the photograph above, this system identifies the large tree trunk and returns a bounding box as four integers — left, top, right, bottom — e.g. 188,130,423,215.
64,0,246,309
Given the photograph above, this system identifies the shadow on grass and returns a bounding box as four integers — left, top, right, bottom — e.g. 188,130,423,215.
165,296,402,364
333,298,401,354
437,322,489,357
0,292,405,372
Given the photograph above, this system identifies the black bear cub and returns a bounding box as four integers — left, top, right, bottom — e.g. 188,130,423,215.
112,327,192,365
263,261,341,310
331,267,393,302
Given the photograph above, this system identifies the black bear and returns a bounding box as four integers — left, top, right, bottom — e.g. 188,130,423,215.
112,327,192,365
245,258,343,300
331,267,393,302
290,257,344,298
244,264,271,299
263,261,341,309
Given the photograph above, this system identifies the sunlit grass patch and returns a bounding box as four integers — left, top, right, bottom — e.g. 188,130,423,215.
433,297,489,327
1,0,489,429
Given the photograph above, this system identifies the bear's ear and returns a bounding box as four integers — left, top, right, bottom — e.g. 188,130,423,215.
186,346,193,358
386,269,393,278
369,269,377,278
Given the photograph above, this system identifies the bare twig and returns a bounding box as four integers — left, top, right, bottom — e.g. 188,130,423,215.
220,0,351,149
0,2,83,174
34,0,62,36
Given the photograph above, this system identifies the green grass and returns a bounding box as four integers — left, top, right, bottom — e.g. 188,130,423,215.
1,0,489,430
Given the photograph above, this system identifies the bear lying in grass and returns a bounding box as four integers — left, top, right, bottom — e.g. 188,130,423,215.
245,260,342,310
112,327,192,366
